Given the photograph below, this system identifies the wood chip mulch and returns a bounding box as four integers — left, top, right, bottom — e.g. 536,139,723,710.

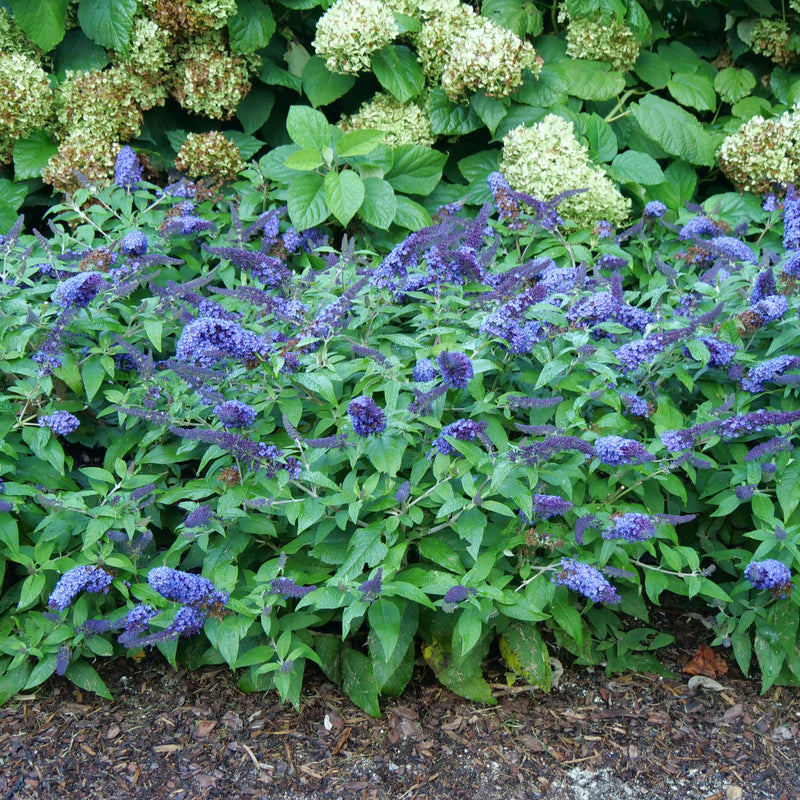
1,610,798,800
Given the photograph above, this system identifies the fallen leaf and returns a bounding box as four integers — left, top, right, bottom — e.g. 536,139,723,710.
105,724,121,740
682,644,728,678
688,675,726,692
194,720,218,738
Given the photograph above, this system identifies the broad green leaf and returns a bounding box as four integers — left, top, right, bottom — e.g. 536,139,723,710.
499,622,552,691
770,66,795,105
223,131,264,160
8,0,69,52
284,148,324,171
336,130,386,158
287,172,329,229
644,570,670,604
302,56,355,107
470,94,509,136
65,660,113,700
368,598,402,661
609,150,666,185
584,114,618,163
13,131,59,181
236,83,275,135
359,178,396,229
392,195,432,230
371,45,425,102
422,635,496,705
342,648,380,717
456,508,486,561
482,0,543,36
228,0,275,54
650,158,697,210
82,354,108,402
385,145,447,195
667,72,717,112
260,143,302,183
324,169,365,226
458,149,500,183
714,67,756,105
427,87,482,136
657,41,702,74
453,605,484,657
631,95,716,166
555,60,625,101
77,0,136,53
286,105,331,151
731,96,772,120
634,50,671,89
776,460,800,518
514,64,567,106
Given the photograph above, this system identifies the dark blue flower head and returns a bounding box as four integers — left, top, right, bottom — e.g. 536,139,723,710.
147,566,228,609
395,480,412,504
442,585,477,610
120,230,148,256
52,272,108,309
176,317,272,368
183,505,214,529
358,568,383,603
430,419,488,457
48,565,114,611
744,559,793,597
412,358,438,382
269,577,316,599
602,513,656,542
552,558,621,605
530,493,573,520
348,396,387,437
39,410,80,436
437,351,474,389
644,201,667,219
595,435,654,466
741,355,800,393
115,145,142,190
783,184,800,250
620,394,652,418
213,399,257,428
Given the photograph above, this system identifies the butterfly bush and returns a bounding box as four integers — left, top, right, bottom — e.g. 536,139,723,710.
2,159,800,715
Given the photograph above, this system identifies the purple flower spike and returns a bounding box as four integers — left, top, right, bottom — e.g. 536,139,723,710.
269,577,316,599
430,419,488,457
602,513,657,542
39,411,80,436
437,351,474,389
412,358,438,382
47,565,114,611
213,399,257,428
744,559,793,596
120,231,148,256
52,272,108,309
147,566,228,608
443,585,477,607
530,494,573,520
115,145,142,189
348,396,387,437
595,435,654,466
552,558,621,605
358,567,383,603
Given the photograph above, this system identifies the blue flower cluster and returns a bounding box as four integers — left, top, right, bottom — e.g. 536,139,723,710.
47,565,114,611
120,230,148,256
176,316,273,367
213,399,257,428
741,355,800,393
719,408,800,438
39,410,80,436
412,358,438,382
358,568,383,603
148,566,229,608
437,351,473,389
594,435,654,466
183,505,215,529
52,272,108,309
530,494,574,520
442,585,477,610
348,396,387,437
602,513,656,542
552,558,621,605
269,577,317,599
744,559,793,596
430,419,488,457
115,145,142,190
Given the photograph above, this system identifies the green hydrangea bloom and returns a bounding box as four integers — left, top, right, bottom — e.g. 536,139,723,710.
340,93,434,147
750,19,797,66
174,131,245,184
718,110,800,194
42,132,120,194
562,10,640,72
500,114,631,228
142,0,237,36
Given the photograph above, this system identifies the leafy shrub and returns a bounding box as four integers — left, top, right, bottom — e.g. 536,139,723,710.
0,145,798,713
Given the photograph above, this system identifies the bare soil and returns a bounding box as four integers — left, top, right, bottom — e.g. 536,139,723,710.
1,609,798,800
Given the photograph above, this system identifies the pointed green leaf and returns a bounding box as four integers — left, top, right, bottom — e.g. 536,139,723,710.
714,67,756,105
371,45,425,102
302,55,355,107
286,105,331,150
7,0,68,52
393,195,432,230
77,0,136,53
499,622,552,691
667,72,717,112
368,598,402,662
336,130,386,158
359,178,396,229
13,131,59,181
427,87,482,136
342,648,381,717
609,150,666,185
65,660,113,700
228,0,275,54
284,148,324,171
287,172,329,229
385,145,447,195
324,169,365,226
634,50,671,89
556,60,625,101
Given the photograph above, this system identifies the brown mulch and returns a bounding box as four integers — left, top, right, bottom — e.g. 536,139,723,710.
1,610,798,800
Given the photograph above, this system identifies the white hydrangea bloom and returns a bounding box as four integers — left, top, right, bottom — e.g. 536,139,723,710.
313,0,399,74
718,111,800,194
340,92,434,147
562,11,640,72
500,115,631,228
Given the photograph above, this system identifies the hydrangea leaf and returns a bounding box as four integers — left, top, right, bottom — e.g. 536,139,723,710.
370,45,425,103
714,67,756,104
324,169,365,226
556,60,625,101
76,0,136,54
13,131,59,181
667,72,717,112
8,0,69,52
228,0,275,54
287,172,329,229
609,150,666,185
359,178,397,230
301,56,355,108
385,145,447,195
286,105,332,151
634,50,671,89
427,87,482,136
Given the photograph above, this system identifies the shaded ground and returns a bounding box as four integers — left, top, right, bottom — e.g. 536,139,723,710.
1,610,798,800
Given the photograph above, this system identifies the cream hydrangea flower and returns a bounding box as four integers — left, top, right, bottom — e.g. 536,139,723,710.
718,110,800,194
561,10,640,72
0,52,52,163
500,115,631,228
340,92,434,147
313,0,399,74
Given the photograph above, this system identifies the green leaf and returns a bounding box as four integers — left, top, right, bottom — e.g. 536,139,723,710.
499,622,551,691
359,178,397,229
325,169,365,226
514,64,567,106
584,114,618,163
422,635,496,705
427,87,482,136
731,96,771,120
714,67,756,105
371,45,425,102
368,598,402,661
634,51,671,89
302,56,355,107
236,83,275,135
287,172,329,229
754,626,784,693
650,159,697,210
482,0,542,36
52,29,109,78
631,95,716,166
228,0,275,54
455,508,486,561
453,604,484,657
644,570,670,604
8,0,69,52
470,94,509,136
336,130,386,158
341,648,381,717
609,150,665,185
286,105,331,151
667,72,717,112
284,148,324,171
385,145,447,195
393,195,432,230
77,0,137,53
656,41,702,74
556,60,625,101
81,354,107,402
65,660,113,700
776,460,800,519
17,573,46,610
13,131,59,181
